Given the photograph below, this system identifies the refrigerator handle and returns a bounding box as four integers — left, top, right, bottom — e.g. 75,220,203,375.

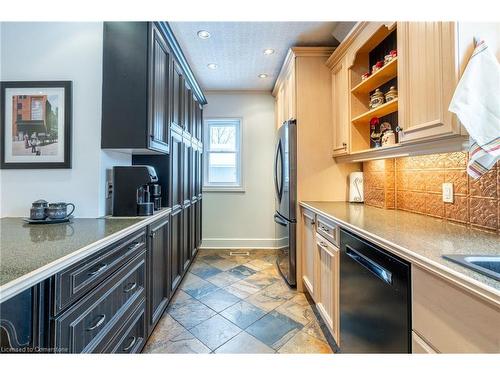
274,213,288,226
274,141,283,201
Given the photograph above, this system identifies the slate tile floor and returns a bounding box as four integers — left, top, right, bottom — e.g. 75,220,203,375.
142,249,334,354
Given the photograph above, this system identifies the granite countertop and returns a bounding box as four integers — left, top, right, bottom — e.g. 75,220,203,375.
0,209,171,303
301,201,500,302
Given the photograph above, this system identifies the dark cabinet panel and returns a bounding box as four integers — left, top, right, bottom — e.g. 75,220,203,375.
170,130,183,211
196,199,202,249
54,230,146,315
182,204,191,272
148,215,170,332
171,61,183,131
183,140,192,205
189,203,197,258
53,252,146,353
101,22,170,154
184,85,192,133
103,301,146,354
170,210,183,292
148,24,170,153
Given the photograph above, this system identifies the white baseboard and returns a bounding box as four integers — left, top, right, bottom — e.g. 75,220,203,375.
200,237,284,249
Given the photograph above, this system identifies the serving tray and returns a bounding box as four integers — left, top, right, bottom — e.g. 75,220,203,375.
23,216,73,225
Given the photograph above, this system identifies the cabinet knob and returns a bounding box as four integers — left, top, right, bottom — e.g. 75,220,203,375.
342,142,347,148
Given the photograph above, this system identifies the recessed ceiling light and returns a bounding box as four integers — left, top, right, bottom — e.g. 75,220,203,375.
258,74,268,78
207,63,218,70
263,49,275,55
197,30,211,39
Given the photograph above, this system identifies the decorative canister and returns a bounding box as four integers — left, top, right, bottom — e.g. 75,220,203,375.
385,86,398,102
369,88,385,109
381,129,396,147
372,61,384,74
361,71,371,81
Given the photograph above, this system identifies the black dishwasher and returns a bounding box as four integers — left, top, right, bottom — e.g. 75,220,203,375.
339,229,411,353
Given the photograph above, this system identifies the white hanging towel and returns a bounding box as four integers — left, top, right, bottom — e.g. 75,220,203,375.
449,39,500,179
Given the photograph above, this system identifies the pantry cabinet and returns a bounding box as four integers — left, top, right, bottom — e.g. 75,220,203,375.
397,22,460,143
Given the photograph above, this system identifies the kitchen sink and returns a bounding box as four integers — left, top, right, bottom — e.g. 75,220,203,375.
443,255,500,281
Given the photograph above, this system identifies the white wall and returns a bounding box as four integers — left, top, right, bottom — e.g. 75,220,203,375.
201,92,276,249
0,22,131,218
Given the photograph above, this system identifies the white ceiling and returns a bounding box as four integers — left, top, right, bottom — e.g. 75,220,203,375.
169,22,355,91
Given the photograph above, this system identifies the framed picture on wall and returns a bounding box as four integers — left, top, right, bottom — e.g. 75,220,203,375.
0,81,72,169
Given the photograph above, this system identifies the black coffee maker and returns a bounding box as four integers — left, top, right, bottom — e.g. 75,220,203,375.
112,166,162,216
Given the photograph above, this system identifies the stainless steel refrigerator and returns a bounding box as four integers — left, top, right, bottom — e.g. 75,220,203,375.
274,119,297,286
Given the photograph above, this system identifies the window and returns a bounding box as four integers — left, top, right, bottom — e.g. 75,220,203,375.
203,118,243,191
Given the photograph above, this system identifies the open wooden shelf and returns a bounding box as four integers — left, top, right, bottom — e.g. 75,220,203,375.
351,57,398,95
351,98,398,125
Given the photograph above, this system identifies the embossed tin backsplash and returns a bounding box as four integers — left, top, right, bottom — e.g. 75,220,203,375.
363,152,500,233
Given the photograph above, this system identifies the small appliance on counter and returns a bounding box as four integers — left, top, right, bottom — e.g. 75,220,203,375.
349,171,364,203
112,165,161,217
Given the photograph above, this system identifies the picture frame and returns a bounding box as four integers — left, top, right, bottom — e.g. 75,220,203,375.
0,81,72,169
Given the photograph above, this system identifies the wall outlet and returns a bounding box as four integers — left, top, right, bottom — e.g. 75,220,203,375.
442,182,454,203
106,181,113,199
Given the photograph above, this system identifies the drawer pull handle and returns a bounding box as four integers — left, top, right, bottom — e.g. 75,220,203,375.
123,282,137,293
128,242,143,251
122,336,137,351
88,264,108,277
87,314,106,331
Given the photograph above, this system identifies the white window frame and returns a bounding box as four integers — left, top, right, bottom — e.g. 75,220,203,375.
203,118,244,192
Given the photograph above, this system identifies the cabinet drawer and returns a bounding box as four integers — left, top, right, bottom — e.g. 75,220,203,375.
53,251,146,353
103,301,146,353
316,215,339,246
413,266,500,353
54,229,146,314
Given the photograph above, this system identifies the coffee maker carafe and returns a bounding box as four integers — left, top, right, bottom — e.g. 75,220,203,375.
112,166,161,216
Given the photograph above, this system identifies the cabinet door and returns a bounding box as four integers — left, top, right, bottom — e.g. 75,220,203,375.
316,235,340,343
398,22,459,143
170,130,183,211
148,215,170,331
195,199,202,248
183,84,192,133
331,58,349,156
285,65,296,120
182,204,191,272
183,140,192,205
301,210,316,299
276,87,284,128
171,61,183,131
189,203,197,257
170,209,182,292
148,24,170,153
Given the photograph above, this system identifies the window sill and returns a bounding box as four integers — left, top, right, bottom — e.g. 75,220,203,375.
203,186,246,193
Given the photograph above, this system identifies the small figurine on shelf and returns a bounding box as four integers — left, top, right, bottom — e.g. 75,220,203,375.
369,88,385,109
385,86,398,102
372,60,384,74
361,71,371,81
370,117,382,148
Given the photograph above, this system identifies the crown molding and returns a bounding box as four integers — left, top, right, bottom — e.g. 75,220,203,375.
157,22,207,105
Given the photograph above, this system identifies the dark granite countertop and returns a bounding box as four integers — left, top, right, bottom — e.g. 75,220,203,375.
0,209,170,303
301,201,500,302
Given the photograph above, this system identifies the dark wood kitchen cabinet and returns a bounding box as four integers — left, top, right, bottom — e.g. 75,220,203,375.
147,216,171,333
101,22,171,154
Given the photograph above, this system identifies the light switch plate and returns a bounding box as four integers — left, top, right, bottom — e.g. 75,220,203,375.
442,183,454,203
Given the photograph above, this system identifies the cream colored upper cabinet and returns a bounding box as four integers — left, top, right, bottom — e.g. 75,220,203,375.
397,22,460,143
285,63,296,120
301,209,316,298
331,56,350,156
276,85,285,129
